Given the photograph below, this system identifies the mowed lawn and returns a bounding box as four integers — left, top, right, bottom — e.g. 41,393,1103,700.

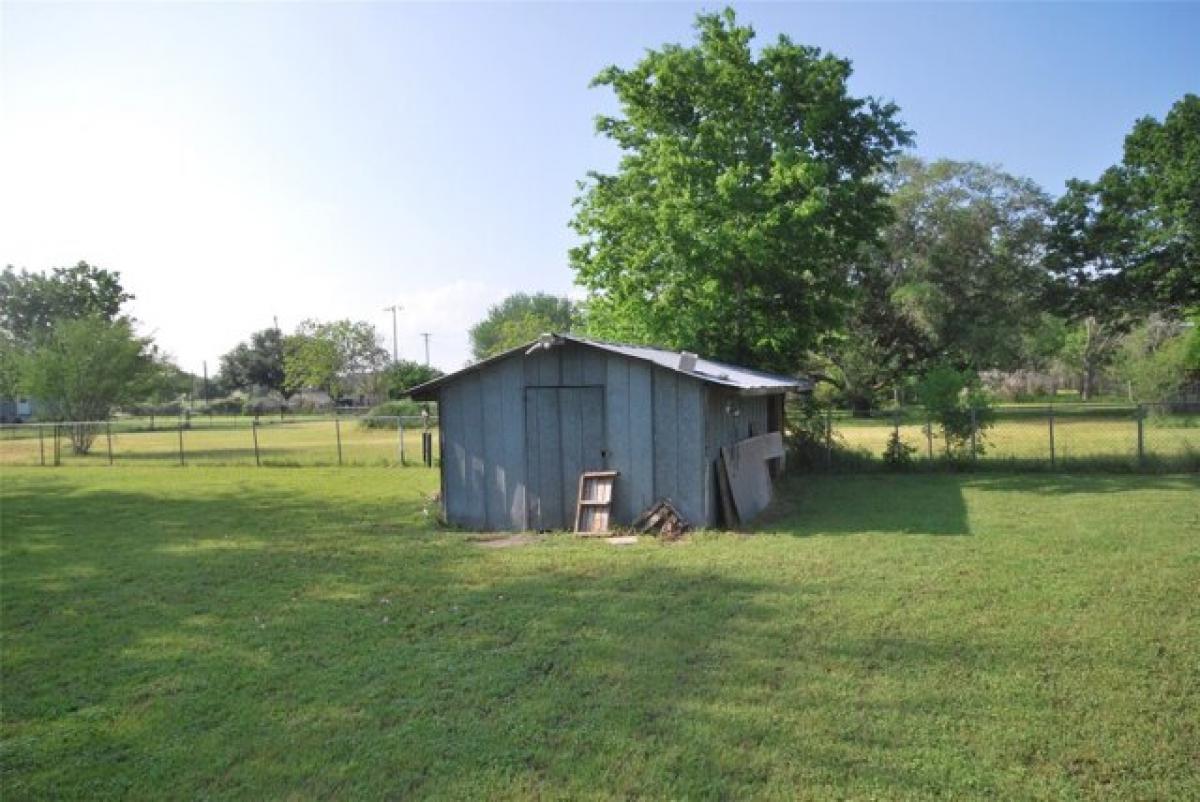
2,468,1198,800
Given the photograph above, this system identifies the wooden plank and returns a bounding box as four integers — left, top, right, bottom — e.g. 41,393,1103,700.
716,451,738,528
627,361,654,520
535,388,564,528
463,374,488,528
674,377,705,525
719,432,784,525
524,388,542,530
652,368,678,505
559,388,584,527
480,368,505,529
498,356,527,530
604,356,632,520
442,383,468,524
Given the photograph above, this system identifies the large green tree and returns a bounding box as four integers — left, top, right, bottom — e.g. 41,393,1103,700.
1047,94,1200,317
0,262,133,344
570,9,910,373
469,293,578,361
813,158,1053,409
283,320,389,402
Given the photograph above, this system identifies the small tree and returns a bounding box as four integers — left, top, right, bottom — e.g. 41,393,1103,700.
382,360,443,399
1113,316,1191,403
21,317,155,453
219,328,290,399
283,319,390,403
469,293,577,361
917,365,993,460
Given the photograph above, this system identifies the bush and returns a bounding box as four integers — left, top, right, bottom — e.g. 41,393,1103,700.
359,399,437,428
882,430,917,467
917,365,994,460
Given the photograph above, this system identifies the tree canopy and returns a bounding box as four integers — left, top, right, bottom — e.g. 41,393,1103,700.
812,158,1053,408
0,261,134,344
219,328,290,398
283,320,389,402
469,293,578,361
21,317,156,449
1047,94,1200,318
570,9,910,373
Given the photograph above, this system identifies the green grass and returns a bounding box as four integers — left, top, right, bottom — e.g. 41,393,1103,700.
2,467,1198,800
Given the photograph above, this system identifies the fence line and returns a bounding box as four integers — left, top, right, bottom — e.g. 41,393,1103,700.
0,415,440,469
802,402,1199,472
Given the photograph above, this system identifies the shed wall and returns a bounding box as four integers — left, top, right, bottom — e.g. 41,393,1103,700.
438,342,719,531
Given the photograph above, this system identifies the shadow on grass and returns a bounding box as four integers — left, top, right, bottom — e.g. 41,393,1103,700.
757,473,972,536
1,472,1032,798
962,472,1200,496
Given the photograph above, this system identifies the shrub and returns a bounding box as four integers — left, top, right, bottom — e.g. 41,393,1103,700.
359,399,437,429
917,365,994,460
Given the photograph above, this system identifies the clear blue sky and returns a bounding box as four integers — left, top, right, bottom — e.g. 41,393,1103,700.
2,2,1197,372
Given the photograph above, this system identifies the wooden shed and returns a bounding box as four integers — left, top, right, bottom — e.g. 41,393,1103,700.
409,334,808,532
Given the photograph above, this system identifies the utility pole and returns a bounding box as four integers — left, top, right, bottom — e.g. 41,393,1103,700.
202,361,209,410
420,332,431,366
383,305,401,364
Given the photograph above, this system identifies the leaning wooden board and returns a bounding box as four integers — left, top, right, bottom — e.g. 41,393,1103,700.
719,432,785,526
575,470,619,535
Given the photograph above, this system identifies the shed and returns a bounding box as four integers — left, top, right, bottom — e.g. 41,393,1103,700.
409,334,808,531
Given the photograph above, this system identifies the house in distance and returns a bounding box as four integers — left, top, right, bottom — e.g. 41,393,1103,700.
408,334,809,532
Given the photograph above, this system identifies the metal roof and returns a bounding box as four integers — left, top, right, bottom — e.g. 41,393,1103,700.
407,333,811,399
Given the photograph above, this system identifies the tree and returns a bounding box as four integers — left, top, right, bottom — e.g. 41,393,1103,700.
915,365,994,459
1047,94,1200,317
382,359,443,398
812,158,1052,409
570,9,910,373
0,262,133,343
1112,315,1191,403
469,293,578,361
21,317,156,453
283,320,389,402
1056,316,1121,401
219,328,289,398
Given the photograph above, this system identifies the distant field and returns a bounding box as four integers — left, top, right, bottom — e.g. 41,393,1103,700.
2,467,1198,799
833,406,1199,467
0,418,441,467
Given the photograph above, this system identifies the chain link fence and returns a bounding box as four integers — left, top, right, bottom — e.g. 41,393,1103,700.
0,415,440,468
801,402,1199,472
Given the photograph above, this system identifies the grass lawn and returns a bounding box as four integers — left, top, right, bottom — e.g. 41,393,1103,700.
2,467,1198,800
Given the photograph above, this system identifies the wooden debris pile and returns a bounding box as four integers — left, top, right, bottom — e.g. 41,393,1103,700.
631,499,690,541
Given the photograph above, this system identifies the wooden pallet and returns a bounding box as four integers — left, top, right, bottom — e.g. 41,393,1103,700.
574,470,618,535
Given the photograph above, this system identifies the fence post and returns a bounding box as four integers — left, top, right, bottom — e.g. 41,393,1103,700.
1048,405,1056,469
178,423,185,466
53,424,60,466
1136,404,1145,464
969,407,978,461
106,422,114,466
823,408,832,468
334,414,343,466
252,419,261,467
39,425,45,466
925,413,933,462
397,417,405,466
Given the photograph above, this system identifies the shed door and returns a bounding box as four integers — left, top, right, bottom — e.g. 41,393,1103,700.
525,386,606,530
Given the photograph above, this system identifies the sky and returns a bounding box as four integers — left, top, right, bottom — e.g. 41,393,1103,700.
2,2,1197,374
